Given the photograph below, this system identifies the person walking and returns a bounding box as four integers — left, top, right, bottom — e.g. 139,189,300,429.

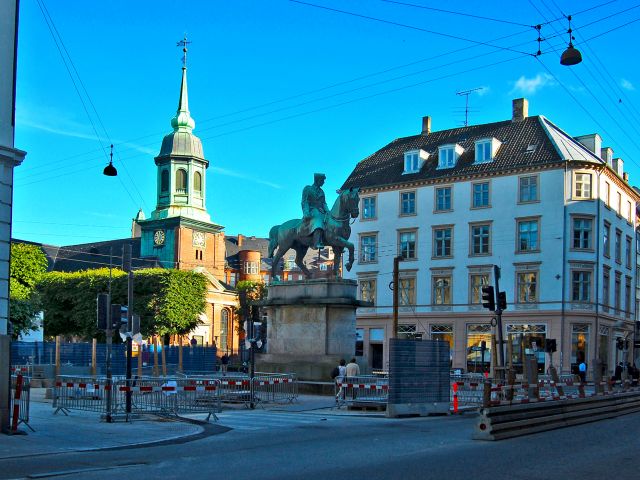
346,358,360,377
220,353,229,373
334,359,347,404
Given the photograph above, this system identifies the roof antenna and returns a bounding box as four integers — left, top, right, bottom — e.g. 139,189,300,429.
456,87,484,127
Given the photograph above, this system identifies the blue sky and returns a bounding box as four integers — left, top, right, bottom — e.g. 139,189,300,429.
12,0,640,247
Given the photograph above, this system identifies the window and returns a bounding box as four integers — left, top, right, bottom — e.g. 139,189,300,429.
571,324,589,370
615,272,622,313
470,224,490,255
432,275,452,305
519,175,538,203
360,234,377,263
243,261,258,274
470,273,490,304
574,173,591,199
626,236,632,268
399,277,416,306
617,192,622,215
161,169,169,192
438,147,455,169
467,324,492,372
359,279,376,305
362,197,376,220
398,324,422,340
433,227,452,258
517,272,538,303
625,276,632,317
517,218,539,252
604,182,611,207
603,269,610,312
507,324,547,374
399,231,417,259
475,141,491,163
400,191,416,215
627,201,633,223
431,324,453,349
176,169,187,193
572,217,592,250
571,271,591,302
355,329,364,356
603,222,611,257
435,186,452,212
615,229,622,263
472,182,489,208
404,151,420,173
219,309,230,353
194,171,202,193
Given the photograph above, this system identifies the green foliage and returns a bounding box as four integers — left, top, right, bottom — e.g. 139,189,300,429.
235,280,267,333
9,243,48,338
37,268,208,340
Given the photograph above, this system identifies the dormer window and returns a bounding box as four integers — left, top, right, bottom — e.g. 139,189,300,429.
474,138,502,163
438,144,463,169
403,149,428,174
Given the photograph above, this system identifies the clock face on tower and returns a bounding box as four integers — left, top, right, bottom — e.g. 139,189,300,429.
193,231,205,247
153,230,166,246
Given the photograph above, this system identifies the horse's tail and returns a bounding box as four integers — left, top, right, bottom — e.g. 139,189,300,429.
268,225,279,258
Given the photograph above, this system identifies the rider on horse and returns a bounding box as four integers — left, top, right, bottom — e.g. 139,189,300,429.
300,173,328,250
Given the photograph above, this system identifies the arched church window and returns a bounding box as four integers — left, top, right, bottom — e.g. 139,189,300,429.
194,171,202,193
161,170,169,192
176,169,187,193
220,309,230,353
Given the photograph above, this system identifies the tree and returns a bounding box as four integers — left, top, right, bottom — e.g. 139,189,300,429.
9,243,48,339
235,280,267,335
37,268,208,340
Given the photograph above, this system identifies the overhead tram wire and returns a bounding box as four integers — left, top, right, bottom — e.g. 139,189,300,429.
37,0,149,211
21,1,629,181
19,26,536,179
289,0,536,57
23,3,636,185
529,1,640,163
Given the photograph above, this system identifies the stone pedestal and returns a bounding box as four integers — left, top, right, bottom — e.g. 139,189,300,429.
257,279,366,380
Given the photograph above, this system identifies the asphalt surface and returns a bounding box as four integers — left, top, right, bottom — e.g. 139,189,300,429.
3,408,640,480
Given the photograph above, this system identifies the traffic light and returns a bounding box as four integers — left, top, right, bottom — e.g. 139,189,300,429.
481,285,495,311
497,291,507,311
97,293,109,330
616,338,624,351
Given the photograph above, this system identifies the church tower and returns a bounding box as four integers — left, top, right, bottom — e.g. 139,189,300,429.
137,42,226,279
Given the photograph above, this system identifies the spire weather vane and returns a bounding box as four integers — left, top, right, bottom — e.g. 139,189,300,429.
177,34,192,68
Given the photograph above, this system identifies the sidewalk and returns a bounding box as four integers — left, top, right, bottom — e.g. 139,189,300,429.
0,388,207,459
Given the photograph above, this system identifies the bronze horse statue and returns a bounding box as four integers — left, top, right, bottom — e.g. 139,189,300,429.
268,187,360,279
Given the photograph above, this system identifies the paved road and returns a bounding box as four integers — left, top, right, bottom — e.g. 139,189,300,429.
3,411,639,479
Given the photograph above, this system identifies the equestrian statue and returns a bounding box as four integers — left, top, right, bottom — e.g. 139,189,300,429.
268,173,360,279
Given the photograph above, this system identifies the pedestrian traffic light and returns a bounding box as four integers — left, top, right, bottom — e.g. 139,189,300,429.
97,293,109,330
481,285,495,311
497,291,507,311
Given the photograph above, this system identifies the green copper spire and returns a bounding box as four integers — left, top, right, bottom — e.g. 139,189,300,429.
170,66,196,132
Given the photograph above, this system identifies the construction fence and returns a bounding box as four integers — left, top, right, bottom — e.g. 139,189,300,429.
11,341,218,376
53,372,298,420
9,375,32,432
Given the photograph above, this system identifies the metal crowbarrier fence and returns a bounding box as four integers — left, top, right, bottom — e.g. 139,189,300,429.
10,375,33,432
335,375,389,408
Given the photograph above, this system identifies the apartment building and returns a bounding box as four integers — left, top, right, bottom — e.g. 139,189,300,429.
343,98,638,376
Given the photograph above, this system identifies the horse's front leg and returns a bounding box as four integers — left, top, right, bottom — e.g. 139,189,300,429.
345,240,355,271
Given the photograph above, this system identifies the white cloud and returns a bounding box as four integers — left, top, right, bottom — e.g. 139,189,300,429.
210,166,282,189
511,73,555,95
621,78,635,91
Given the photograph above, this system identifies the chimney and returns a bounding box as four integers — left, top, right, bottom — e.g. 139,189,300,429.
613,158,624,177
512,98,528,122
237,234,244,247
574,134,602,157
601,147,613,167
421,116,431,135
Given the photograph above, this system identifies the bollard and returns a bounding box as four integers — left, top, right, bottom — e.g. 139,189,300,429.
483,381,491,408
452,382,459,413
11,375,23,433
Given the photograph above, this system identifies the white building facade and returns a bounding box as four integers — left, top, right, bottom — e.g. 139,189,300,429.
343,99,638,377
